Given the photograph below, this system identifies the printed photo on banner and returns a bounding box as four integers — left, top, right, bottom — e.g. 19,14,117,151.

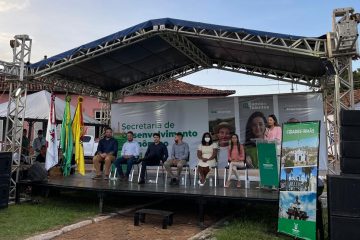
239,96,274,168
280,167,317,192
282,135,319,167
278,191,316,222
208,98,235,168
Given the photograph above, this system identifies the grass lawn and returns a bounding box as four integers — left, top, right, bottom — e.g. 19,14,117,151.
0,189,158,240
0,192,99,240
215,204,293,240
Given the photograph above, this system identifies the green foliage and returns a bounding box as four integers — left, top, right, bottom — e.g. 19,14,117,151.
215,205,291,240
0,193,98,240
354,68,360,89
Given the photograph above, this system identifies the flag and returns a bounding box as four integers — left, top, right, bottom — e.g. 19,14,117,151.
60,95,73,176
72,96,85,175
45,93,58,170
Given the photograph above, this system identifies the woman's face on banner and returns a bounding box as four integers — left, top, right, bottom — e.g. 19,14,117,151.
251,116,266,138
218,127,231,147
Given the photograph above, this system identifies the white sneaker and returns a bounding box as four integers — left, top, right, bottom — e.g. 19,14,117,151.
199,180,206,187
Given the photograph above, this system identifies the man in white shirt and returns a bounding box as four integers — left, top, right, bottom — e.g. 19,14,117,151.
114,131,140,181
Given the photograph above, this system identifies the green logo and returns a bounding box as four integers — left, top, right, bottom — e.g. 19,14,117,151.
292,223,300,236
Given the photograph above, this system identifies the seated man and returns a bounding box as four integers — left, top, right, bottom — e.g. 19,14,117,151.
114,131,140,181
92,127,118,180
33,129,46,156
35,145,46,163
164,132,189,185
138,133,168,184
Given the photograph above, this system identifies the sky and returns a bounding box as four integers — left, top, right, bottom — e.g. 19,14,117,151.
0,0,359,96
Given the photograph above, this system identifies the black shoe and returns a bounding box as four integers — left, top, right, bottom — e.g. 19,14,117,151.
169,178,176,185
138,179,145,184
174,179,180,185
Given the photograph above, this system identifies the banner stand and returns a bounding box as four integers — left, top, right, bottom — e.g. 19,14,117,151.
253,138,279,190
277,121,320,240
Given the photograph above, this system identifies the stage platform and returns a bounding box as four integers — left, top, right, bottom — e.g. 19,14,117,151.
16,174,278,207
15,174,279,225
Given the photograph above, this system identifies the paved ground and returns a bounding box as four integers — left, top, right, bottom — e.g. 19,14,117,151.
55,207,217,240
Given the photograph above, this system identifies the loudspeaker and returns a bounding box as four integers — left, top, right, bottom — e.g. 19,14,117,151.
341,141,360,158
328,175,360,217
0,183,10,209
341,110,360,126
0,152,12,178
340,126,360,141
328,175,360,240
341,157,360,174
329,215,360,240
28,162,47,182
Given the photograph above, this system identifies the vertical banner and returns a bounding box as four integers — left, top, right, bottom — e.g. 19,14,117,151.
277,121,320,240
257,141,278,187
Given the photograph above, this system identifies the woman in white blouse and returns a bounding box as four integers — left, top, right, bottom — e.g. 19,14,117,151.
197,132,218,186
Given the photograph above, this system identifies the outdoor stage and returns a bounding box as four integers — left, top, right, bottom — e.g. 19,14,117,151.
16,174,279,223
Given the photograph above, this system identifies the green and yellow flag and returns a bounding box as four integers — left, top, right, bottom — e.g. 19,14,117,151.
72,96,85,175
60,95,73,176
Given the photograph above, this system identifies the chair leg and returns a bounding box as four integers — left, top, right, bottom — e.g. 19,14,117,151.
162,165,166,183
223,168,227,187
184,167,188,186
155,166,160,184
130,168,134,182
214,168,218,187
245,168,249,189
188,167,191,186
194,167,198,186
138,165,142,182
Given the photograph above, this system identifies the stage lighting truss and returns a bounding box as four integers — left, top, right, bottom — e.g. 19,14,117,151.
28,20,328,98
0,60,20,77
325,7,359,174
113,63,204,99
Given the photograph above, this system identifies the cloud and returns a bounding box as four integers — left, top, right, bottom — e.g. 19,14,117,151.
0,33,15,61
0,0,30,12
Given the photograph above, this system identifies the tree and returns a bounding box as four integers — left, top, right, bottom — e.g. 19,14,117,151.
285,167,293,190
302,167,314,191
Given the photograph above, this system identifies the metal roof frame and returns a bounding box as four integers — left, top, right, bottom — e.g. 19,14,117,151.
25,18,330,100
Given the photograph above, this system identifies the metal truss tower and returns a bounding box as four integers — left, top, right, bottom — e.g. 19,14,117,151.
325,8,359,174
4,35,32,200
98,92,112,137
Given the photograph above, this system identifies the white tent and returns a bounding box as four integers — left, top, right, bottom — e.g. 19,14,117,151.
0,90,100,125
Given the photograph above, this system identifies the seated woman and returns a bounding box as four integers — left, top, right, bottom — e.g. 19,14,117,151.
225,134,245,188
197,132,217,186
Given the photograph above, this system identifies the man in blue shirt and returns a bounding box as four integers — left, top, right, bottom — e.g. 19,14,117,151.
33,129,46,156
114,131,140,181
92,127,118,180
138,133,168,184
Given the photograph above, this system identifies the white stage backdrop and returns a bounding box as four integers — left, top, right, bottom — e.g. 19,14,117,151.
111,93,327,170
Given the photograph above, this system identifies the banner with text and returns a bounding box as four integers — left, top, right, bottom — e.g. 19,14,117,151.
111,93,327,170
277,121,320,240
112,100,208,168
